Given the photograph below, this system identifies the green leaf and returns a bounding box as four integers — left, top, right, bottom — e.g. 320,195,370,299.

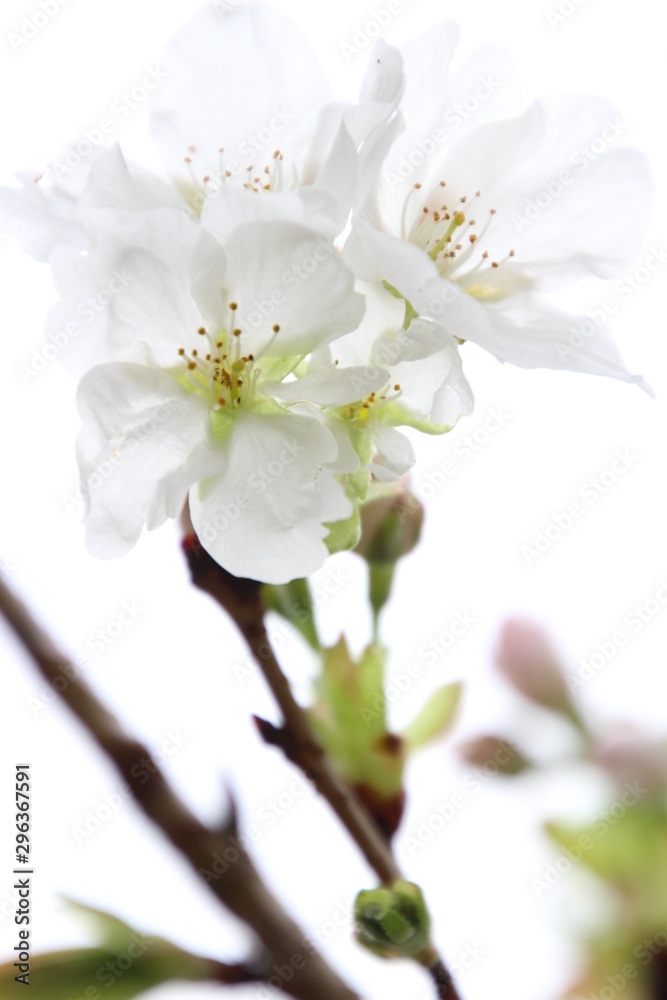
545,805,667,890
402,684,462,752
1,901,226,998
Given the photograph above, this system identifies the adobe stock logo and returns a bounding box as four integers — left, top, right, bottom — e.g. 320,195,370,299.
8,0,73,53
521,449,639,566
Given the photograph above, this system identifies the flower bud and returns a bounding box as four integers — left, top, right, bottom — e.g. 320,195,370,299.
354,880,431,960
355,489,424,620
595,727,667,796
356,490,424,565
495,618,575,716
457,735,531,776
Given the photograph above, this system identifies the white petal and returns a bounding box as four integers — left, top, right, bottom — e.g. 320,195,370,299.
346,224,493,343
45,230,208,377
392,21,461,159
371,425,415,481
379,319,474,424
77,145,203,272
431,357,475,425
45,247,127,376
329,38,405,186
373,316,445,365
222,221,365,356
79,145,181,217
305,112,360,233
77,363,223,557
189,411,351,583
0,143,115,261
467,290,649,389
300,101,351,187
311,42,405,231
45,245,201,376
357,39,405,113
98,249,202,368
433,96,652,283
315,280,405,370
149,4,331,186
377,36,523,225
323,418,361,474
262,366,388,406
0,174,81,261
200,185,341,243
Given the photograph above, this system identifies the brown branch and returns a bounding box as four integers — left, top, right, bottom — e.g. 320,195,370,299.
182,536,462,1000
183,536,400,886
425,955,463,1000
0,578,360,1000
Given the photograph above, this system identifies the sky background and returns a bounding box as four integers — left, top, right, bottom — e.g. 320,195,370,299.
0,0,665,998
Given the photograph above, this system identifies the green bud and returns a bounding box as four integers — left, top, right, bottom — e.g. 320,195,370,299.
310,639,405,799
356,492,424,565
354,881,431,960
355,490,424,629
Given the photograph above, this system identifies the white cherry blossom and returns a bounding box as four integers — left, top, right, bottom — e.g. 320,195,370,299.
267,281,474,483
73,214,368,582
347,22,653,388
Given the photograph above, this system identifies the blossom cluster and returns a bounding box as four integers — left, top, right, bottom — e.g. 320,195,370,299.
0,3,650,582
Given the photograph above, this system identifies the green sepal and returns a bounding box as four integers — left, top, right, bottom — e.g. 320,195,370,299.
402,683,462,752
314,637,386,744
325,505,361,555
380,281,417,331
323,458,371,556
382,281,404,301
349,425,374,468
261,578,320,650
375,400,454,435
310,639,405,798
347,466,371,505
402,300,419,330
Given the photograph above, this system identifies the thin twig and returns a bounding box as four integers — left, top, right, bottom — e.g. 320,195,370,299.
183,536,401,885
182,536,462,1000
426,955,463,1000
0,578,361,1000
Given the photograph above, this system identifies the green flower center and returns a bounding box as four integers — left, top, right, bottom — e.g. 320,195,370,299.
176,302,282,412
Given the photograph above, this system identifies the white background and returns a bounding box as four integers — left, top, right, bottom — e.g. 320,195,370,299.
0,0,665,998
